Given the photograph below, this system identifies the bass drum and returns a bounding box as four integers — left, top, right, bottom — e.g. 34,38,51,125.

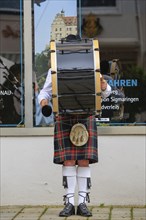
50,38,101,116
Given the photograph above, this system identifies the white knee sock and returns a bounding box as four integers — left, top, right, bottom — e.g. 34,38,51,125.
77,166,91,205
62,166,76,205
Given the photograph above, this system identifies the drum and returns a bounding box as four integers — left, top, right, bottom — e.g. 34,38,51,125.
50,38,101,116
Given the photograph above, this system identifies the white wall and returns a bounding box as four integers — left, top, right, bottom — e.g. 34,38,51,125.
1,135,145,206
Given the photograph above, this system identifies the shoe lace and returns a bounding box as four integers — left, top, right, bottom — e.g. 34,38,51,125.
78,191,90,203
63,193,74,205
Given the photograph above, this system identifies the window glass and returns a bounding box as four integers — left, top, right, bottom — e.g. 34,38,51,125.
33,0,77,127
77,0,146,126
0,0,24,127
33,0,146,127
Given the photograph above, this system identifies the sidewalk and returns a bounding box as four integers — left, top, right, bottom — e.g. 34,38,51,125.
0,205,146,220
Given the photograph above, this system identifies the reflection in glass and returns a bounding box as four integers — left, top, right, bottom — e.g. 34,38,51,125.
33,0,146,126
33,0,77,126
0,0,24,127
77,0,146,126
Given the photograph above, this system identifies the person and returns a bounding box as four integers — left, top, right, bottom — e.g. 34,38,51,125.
38,67,111,217
100,60,125,121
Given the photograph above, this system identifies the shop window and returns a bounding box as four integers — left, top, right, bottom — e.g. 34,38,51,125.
0,0,24,127
34,0,146,127
0,0,145,132
33,0,77,127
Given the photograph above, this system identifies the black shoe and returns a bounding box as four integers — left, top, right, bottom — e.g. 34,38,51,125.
77,203,92,217
59,203,75,217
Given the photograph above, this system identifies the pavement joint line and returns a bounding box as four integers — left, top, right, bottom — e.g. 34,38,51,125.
11,206,25,220
109,206,113,220
1,205,146,209
130,207,133,220
38,207,48,220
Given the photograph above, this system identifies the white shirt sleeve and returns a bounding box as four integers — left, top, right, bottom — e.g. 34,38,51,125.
38,69,52,104
101,83,112,98
100,73,112,98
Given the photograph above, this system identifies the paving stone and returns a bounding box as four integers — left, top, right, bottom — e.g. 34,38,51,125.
111,218,131,220
88,216,109,220
133,208,146,220
89,207,110,220
0,206,145,220
0,206,23,220
67,215,88,220
40,207,89,220
40,217,64,220
14,207,45,220
40,207,65,220
111,207,131,220
13,214,40,220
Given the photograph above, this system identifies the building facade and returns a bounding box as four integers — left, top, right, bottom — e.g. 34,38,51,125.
0,0,145,207
50,10,77,41
77,0,146,70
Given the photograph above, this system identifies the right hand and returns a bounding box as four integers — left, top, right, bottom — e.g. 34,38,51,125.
40,99,48,107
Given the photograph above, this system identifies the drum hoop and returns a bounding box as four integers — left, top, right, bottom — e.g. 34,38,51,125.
70,123,89,147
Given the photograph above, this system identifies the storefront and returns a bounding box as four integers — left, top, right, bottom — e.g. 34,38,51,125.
0,0,146,131
0,0,145,206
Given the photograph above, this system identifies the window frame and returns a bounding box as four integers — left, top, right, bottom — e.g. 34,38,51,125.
0,0,145,136
78,0,116,7
78,0,122,15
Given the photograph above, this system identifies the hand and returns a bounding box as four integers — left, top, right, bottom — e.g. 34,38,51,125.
40,99,48,107
101,78,107,91
42,105,52,117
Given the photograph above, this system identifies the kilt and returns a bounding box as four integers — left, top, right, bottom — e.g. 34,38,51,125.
54,115,98,164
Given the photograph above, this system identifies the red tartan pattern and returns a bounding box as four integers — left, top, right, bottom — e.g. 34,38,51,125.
53,115,98,164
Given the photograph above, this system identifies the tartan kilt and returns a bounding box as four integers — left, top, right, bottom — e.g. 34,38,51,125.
54,115,98,164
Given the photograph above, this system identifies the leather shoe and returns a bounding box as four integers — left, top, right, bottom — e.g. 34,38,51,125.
77,203,92,217
59,203,75,217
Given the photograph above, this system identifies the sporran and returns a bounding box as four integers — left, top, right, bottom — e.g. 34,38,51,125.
70,123,89,147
